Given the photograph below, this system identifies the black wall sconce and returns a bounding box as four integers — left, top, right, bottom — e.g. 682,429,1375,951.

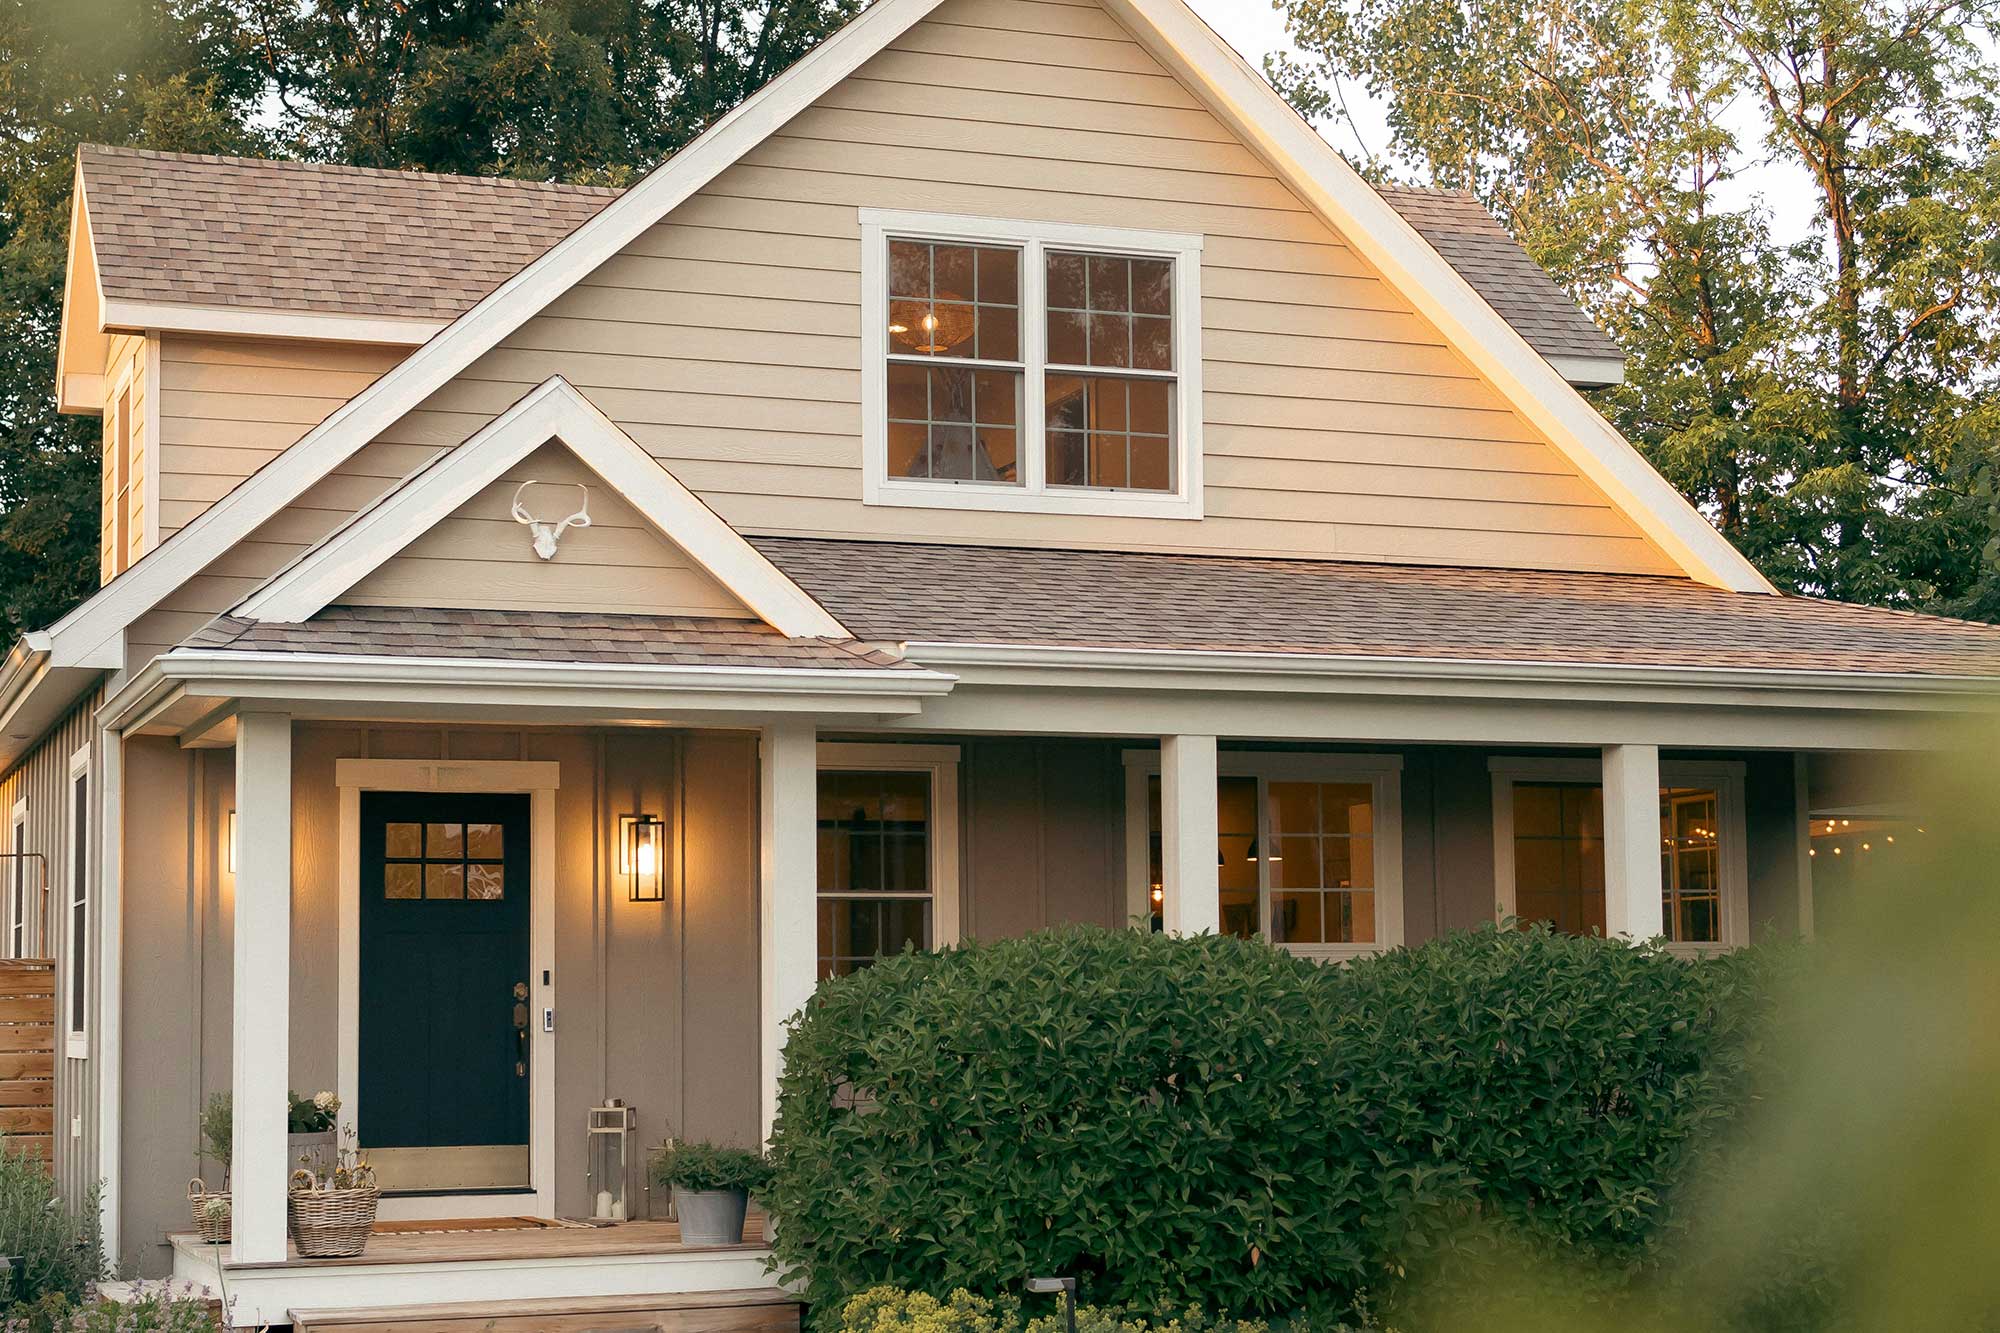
621,814,667,903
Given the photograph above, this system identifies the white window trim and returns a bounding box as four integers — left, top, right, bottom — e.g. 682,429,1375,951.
1488,756,1750,955
859,207,1204,520
1122,750,1404,961
7,798,26,961
65,745,88,1060
816,742,962,959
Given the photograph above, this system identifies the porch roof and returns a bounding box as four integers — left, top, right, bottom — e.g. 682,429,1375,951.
751,537,2000,680
180,605,916,671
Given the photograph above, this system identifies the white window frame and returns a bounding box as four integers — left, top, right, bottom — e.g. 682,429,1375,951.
859,208,1204,520
1488,756,1750,955
65,745,88,1060
815,742,962,970
7,799,26,961
1122,750,1404,961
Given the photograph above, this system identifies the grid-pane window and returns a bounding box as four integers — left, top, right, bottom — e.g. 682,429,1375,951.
1045,251,1174,493
381,821,506,901
1661,788,1721,943
884,241,1022,485
1146,775,1258,938
1268,782,1376,946
817,771,932,978
68,770,86,1038
1511,783,1606,936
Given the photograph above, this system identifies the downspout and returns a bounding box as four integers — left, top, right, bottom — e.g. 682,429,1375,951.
94,721,122,1267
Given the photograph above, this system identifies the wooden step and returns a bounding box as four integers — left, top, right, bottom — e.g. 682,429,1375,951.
289,1286,801,1333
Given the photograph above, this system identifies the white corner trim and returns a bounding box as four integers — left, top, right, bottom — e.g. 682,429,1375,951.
64,743,89,1054
1487,754,1749,952
36,0,952,674
1101,0,1769,595
816,741,963,949
333,758,560,1221
99,300,445,347
858,208,1203,520
232,377,848,638
1118,748,1404,960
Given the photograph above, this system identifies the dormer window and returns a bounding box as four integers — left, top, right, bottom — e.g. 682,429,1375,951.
862,210,1203,519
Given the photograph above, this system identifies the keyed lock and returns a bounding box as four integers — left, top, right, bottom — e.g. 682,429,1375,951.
512,980,531,1078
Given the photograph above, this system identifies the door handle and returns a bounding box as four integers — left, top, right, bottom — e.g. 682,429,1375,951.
512,981,530,1078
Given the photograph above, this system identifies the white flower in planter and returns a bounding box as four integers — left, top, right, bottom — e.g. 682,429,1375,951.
312,1091,340,1114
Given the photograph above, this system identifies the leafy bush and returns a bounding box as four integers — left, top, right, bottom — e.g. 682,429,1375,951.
831,1285,1280,1333
651,1141,772,1195
0,1146,103,1311
4,1284,222,1333
197,1089,341,1169
768,923,1790,1323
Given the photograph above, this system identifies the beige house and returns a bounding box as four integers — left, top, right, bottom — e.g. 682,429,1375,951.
4,0,1997,1324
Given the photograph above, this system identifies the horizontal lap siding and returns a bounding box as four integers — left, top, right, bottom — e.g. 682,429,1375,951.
346,0,1672,575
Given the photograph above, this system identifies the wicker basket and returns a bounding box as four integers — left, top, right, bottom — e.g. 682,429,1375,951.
287,1175,379,1258
187,1178,231,1244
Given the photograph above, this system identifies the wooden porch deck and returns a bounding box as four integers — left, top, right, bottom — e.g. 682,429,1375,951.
183,1208,767,1269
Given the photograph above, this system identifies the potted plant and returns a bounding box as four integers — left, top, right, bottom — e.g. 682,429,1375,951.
650,1140,771,1246
197,1089,344,1175
288,1090,341,1170
288,1130,378,1258
189,1092,232,1241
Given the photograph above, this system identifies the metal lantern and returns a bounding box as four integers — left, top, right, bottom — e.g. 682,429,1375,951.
625,814,667,903
587,1100,637,1221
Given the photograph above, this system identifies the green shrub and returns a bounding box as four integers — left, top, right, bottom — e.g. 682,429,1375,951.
6,1284,222,1332
830,1285,1279,1333
651,1141,772,1195
768,923,1787,1323
0,1145,103,1311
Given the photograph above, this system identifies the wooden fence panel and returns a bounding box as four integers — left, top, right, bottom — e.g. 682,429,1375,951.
0,961,56,1165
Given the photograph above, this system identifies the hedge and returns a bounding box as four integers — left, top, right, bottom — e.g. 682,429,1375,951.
766,923,1789,1322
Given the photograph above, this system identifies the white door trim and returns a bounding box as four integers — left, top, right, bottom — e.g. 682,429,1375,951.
335,758,561,1219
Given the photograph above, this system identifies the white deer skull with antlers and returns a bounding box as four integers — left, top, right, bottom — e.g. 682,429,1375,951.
510,480,592,560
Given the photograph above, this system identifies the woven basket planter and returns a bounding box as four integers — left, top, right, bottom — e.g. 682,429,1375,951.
287,1179,379,1258
186,1178,230,1244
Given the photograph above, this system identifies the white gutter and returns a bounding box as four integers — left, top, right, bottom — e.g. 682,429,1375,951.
901,640,2000,703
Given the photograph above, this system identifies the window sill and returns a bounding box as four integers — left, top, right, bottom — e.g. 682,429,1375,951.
864,476,1203,520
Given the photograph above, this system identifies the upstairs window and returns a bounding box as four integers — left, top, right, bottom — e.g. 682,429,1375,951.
862,210,1203,520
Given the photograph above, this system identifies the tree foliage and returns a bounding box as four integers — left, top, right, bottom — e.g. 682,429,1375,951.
0,0,858,645
1271,0,2000,614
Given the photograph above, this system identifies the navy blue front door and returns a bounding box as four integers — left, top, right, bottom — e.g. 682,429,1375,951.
358,792,530,1164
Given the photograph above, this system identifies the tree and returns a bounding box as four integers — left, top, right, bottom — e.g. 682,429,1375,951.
1271,0,2000,613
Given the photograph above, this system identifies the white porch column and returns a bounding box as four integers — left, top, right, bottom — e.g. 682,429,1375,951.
1160,735,1219,936
1601,742,1662,942
232,712,292,1262
759,719,818,1144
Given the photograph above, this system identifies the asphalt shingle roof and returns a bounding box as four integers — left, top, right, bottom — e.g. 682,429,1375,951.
179,605,916,671
79,145,617,323
751,538,2000,679
78,145,1619,367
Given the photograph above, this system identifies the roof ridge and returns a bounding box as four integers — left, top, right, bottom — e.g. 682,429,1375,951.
78,142,627,197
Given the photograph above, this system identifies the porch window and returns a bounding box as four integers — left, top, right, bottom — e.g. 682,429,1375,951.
66,748,87,1055
1492,759,1747,951
1128,753,1405,960
814,745,962,980
862,209,1202,520
8,801,25,959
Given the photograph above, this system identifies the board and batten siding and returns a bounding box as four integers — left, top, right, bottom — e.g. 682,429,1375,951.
0,695,104,1215
121,0,1673,658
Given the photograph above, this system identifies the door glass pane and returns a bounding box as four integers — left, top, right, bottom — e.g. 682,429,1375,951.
384,864,421,900
426,823,464,858
424,862,465,900
465,823,504,860
466,864,505,901
384,823,422,859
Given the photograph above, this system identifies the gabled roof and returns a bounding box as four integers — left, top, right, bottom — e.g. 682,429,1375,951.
77,145,616,336
232,376,848,638
72,144,1618,376
35,0,1773,692
1376,186,1623,382
757,538,2000,679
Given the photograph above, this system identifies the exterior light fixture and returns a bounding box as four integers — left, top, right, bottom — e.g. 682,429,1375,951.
587,1100,638,1220
623,814,667,903
1026,1277,1076,1333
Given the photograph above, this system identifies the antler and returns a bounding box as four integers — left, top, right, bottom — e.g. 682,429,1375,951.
510,480,592,560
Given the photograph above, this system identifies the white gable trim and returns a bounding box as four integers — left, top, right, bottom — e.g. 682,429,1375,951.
1099,0,1767,594
234,377,850,638
37,0,1765,678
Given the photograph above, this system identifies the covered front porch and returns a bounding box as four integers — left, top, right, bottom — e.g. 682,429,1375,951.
96,613,1977,1326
